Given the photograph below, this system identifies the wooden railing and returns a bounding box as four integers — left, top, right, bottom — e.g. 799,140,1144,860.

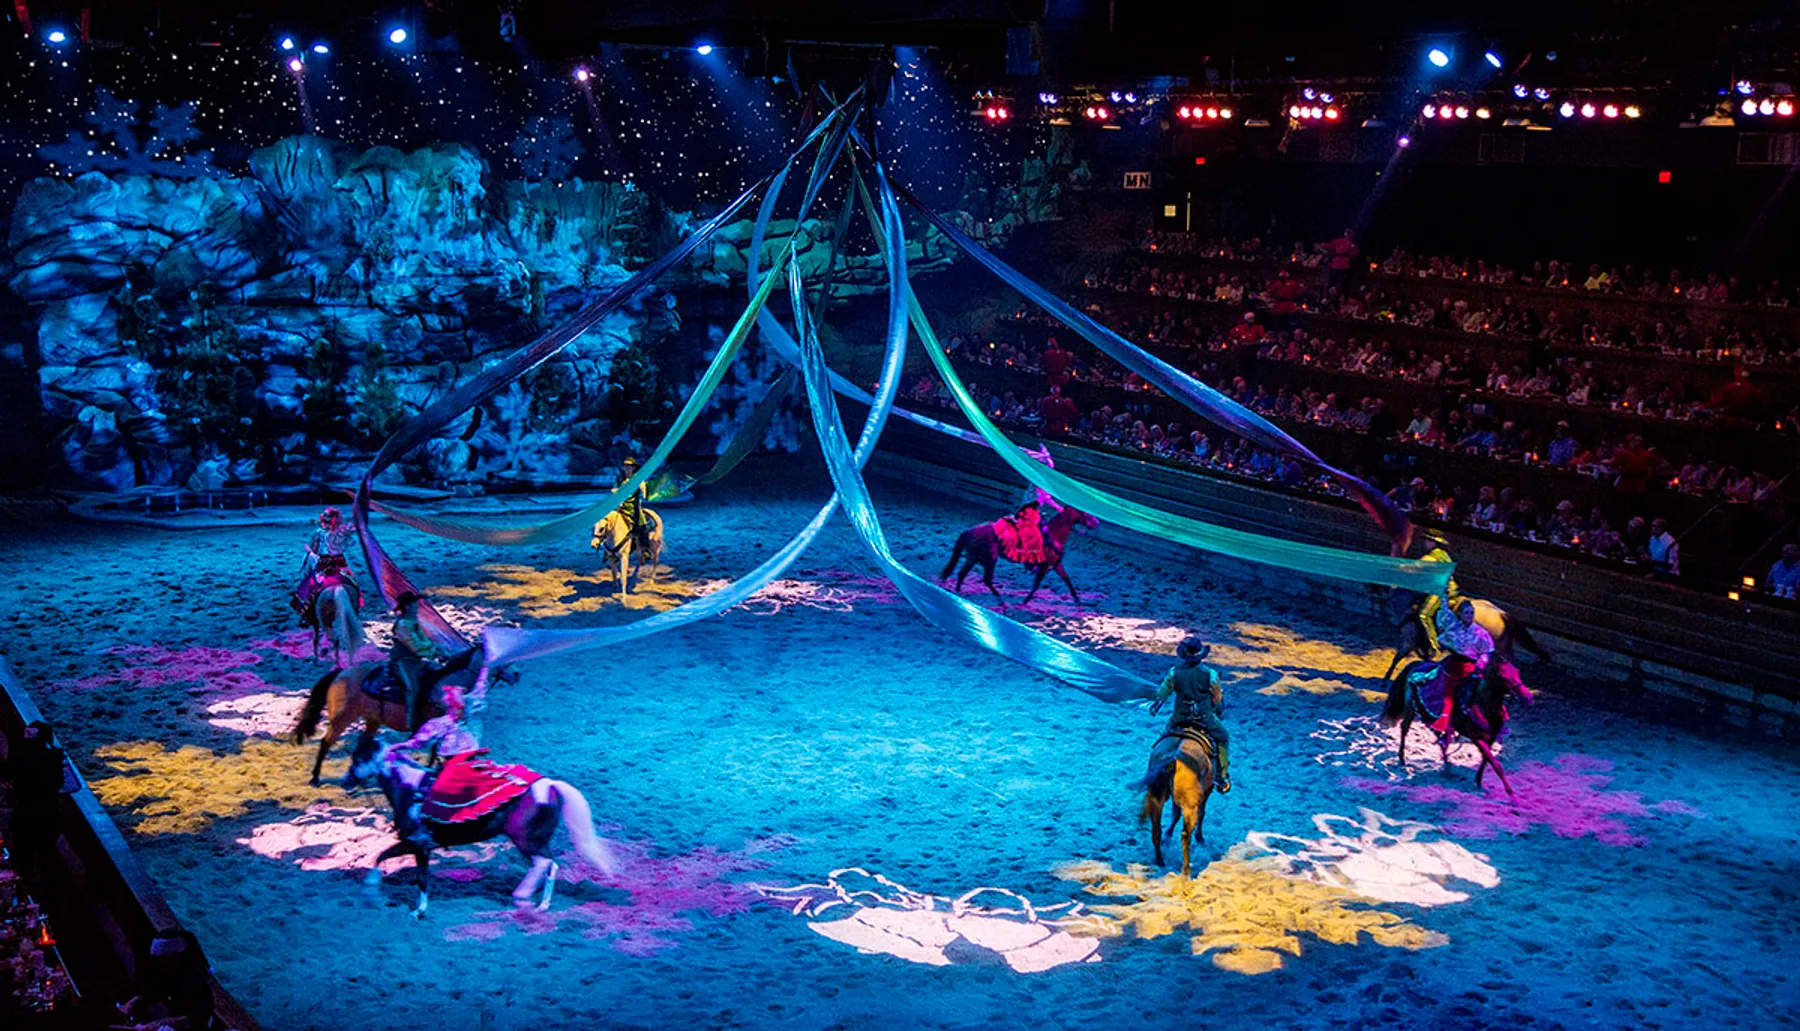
0,656,257,1030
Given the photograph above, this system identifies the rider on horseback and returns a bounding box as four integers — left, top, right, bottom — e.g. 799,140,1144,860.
1428,599,1494,736
995,500,1049,565
390,591,445,732
1149,635,1232,793
392,668,544,827
617,456,653,552
1414,529,1463,654
295,507,359,621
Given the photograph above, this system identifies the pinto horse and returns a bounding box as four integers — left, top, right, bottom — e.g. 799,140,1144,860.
292,648,489,785
939,504,1100,608
310,581,364,667
1382,588,1550,683
1135,731,1216,877
341,733,620,917
1382,657,1535,796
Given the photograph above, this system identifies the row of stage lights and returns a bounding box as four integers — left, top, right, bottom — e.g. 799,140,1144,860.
1420,98,1642,122
1739,97,1797,117
1176,104,1235,121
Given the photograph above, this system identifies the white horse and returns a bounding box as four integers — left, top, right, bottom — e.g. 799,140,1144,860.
591,508,664,596
311,582,365,667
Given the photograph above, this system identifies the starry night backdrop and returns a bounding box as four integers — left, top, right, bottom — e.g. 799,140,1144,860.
0,29,1075,492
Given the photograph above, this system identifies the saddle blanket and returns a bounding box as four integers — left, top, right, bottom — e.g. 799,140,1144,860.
419,751,544,824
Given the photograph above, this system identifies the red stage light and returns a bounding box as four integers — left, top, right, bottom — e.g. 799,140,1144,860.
1289,105,1303,118
1206,107,1219,119
1324,107,1339,120
1195,156,1207,165
1097,106,1109,119
1780,100,1796,116
985,107,997,119
1602,104,1619,118
1657,170,1672,183
1178,105,1191,118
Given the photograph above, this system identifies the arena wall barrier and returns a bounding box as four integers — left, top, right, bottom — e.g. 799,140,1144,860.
870,419,1800,731
0,656,258,1029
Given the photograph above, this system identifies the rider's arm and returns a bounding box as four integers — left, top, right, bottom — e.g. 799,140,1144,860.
394,716,448,753
1209,668,1223,715
1150,669,1176,713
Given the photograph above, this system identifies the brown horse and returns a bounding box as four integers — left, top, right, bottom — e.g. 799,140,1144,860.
291,648,486,785
1136,732,1216,877
939,504,1100,608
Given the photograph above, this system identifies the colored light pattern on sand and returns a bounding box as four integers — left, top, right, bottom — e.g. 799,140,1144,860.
1035,612,1188,653
437,564,690,617
1347,754,1702,846
88,739,349,834
1208,622,1395,701
1234,808,1499,907
1056,856,1447,974
441,837,791,955
54,643,279,694
239,804,501,875
361,603,517,649
204,691,309,737
687,572,903,614
1311,713,1495,777
756,868,1109,973
242,630,321,660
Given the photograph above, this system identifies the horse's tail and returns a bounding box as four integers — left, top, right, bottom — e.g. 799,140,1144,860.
550,781,621,877
940,530,970,580
1382,661,1420,723
293,668,340,743
1508,618,1551,662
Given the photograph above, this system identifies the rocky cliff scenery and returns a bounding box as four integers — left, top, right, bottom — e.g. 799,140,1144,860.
4,91,1077,492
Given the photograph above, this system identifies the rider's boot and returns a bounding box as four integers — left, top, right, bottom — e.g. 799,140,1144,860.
1216,743,1233,794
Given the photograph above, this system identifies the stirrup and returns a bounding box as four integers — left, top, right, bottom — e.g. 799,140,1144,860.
1217,772,1232,794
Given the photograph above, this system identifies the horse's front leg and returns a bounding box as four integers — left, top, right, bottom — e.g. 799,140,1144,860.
1476,740,1515,798
363,841,412,891
412,849,431,919
981,562,1007,611
1053,560,1080,604
1022,564,1050,605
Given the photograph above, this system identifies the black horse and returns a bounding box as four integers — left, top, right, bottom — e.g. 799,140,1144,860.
340,733,619,918
1382,656,1535,796
940,504,1099,608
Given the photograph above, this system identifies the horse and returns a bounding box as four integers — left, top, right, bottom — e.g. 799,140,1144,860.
341,733,621,918
309,581,364,667
292,648,488,786
591,508,664,597
1382,656,1535,796
939,504,1101,608
1135,731,1217,878
1382,588,1550,683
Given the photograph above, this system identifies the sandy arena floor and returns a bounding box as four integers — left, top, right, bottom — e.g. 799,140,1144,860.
1,465,1794,1031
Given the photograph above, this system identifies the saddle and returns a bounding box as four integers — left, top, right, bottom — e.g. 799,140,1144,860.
1147,723,1218,777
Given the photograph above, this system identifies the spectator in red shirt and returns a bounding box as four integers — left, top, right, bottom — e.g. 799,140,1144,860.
1710,367,1770,424
1228,312,1267,345
1042,337,1072,388
1610,433,1660,514
1267,270,1308,329
1037,385,1080,433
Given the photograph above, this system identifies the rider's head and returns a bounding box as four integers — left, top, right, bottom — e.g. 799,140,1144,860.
1177,635,1210,661
321,507,341,528
1419,528,1449,552
622,456,639,471
394,590,422,615
1455,599,1476,625
442,683,466,720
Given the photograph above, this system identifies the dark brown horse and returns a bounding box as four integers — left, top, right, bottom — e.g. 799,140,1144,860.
341,733,619,918
1382,657,1535,796
939,503,1100,608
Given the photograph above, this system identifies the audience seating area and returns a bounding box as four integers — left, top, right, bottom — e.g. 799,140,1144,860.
904,230,1800,601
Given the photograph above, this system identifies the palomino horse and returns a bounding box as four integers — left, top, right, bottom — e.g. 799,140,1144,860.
939,504,1101,608
310,582,364,667
1382,657,1535,795
1382,588,1550,682
341,734,621,917
591,508,664,597
1136,731,1217,877
292,648,488,785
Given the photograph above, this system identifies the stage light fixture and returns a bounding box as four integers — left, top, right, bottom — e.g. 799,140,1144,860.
696,44,714,55
1780,100,1795,117
1124,92,1137,103
1742,98,1758,116
1513,84,1528,98
1097,106,1108,119
1455,105,1470,119
1219,107,1232,119
1625,104,1642,118
1476,107,1492,119
1320,93,1334,103
575,67,590,82
1178,105,1191,119
1560,102,1576,118
46,29,68,44
1438,106,1454,120
1428,48,1450,68
1580,102,1596,118
1397,135,1411,148
1736,80,1754,95
1533,88,1550,101
1110,91,1122,102
288,57,303,72
312,42,330,54
1325,107,1339,120
1290,105,1303,118
1311,106,1324,119
1303,88,1316,100
388,27,408,44
1760,98,1775,115
1602,104,1619,118
1422,103,1437,118
280,36,296,51
1485,51,1502,68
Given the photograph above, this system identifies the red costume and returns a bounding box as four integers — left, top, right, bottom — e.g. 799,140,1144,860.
421,750,544,824
994,504,1048,564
